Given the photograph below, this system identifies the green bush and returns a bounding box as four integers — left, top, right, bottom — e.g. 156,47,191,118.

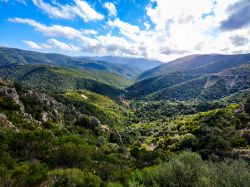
46,168,100,187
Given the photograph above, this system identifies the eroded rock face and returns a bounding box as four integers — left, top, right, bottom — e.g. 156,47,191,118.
0,79,65,125
0,84,26,114
0,113,19,132
20,91,64,125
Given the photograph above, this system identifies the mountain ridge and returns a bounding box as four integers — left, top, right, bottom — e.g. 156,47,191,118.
138,53,250,80
0,47,142,79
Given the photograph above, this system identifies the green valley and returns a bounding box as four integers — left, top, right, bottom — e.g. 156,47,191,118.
0,49,250,187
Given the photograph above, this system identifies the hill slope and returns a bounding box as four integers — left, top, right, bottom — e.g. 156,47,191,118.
0,64,132,97
0,47,141,79
129,65,250,101
128,54,250,99
147,73,250,101
139,53,250,80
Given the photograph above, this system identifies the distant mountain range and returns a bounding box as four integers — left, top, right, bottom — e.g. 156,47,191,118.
0,47,163,79
87,56,163,71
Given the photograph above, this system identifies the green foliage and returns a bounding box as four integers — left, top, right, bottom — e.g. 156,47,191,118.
146,75,250,101
132,99,227,122
0,51,250,187
0,64,131,97
46,168,100,187
127,74,199,98
58,90,129,127
128,102,250,159
57,142,92,168
10,130,57,161
0,162,48,187
128,151,250,187
0,98,20,111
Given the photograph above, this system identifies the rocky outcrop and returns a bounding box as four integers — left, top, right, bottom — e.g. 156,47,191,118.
0,79,107,130
0,113,19,132
20,91,64,125
0,79,65,126
0,87,21,104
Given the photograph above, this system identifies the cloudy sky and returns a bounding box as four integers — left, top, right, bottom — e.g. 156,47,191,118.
0,0,250,61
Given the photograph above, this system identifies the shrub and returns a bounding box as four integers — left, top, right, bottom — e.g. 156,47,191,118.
46,168,101,187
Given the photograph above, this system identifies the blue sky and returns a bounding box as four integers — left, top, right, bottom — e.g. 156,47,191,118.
0,0,250,61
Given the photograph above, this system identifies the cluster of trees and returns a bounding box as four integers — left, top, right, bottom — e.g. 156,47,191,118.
132,100,227,122
147,76,230,101
121,151,250,187
0,128,124,186
126,74,199,98
1,128,249,187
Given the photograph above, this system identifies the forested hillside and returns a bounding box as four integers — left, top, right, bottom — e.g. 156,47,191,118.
0,51,250,187
0,64,132,97
127,55,250,99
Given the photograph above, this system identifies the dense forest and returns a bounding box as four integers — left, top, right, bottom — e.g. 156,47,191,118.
0,48,250,186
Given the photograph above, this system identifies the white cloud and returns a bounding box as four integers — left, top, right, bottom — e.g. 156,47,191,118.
73,0,104,22
108,18,139,34
48,39,81,52
23,40,46,49
10,0,250,61
104,2,117,17
9,18,99,45
80,29,98,35
32,0,104,22
23,39,80,52
14,18,138,56
142,0,250,60
107,18,140,41
13,17,146,57
0,0,26,4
